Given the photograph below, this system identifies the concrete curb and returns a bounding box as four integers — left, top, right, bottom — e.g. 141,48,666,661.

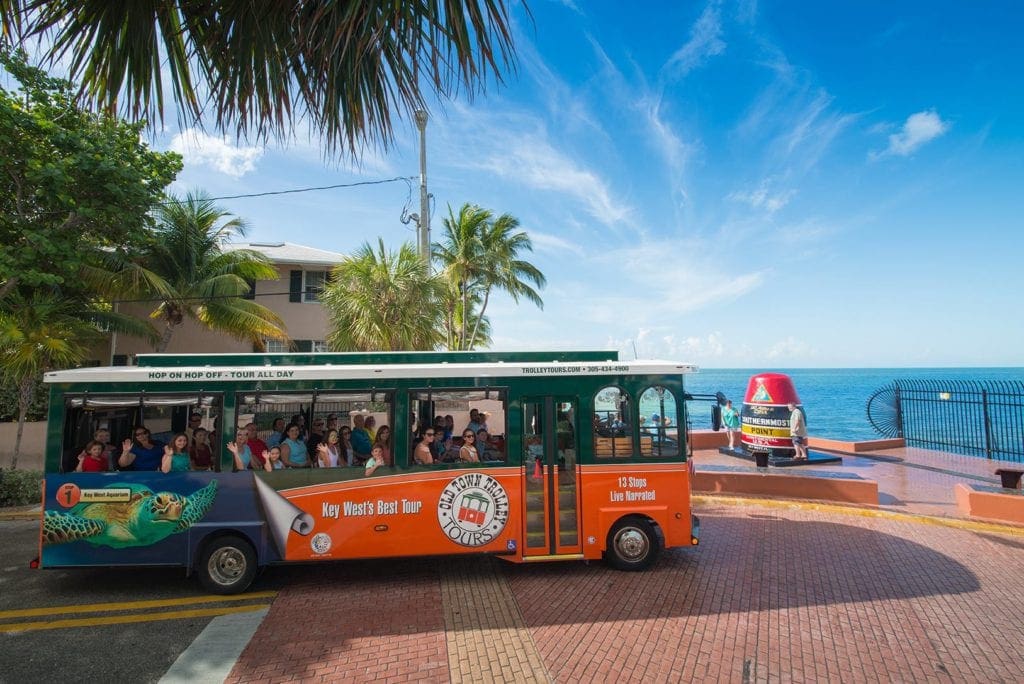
0,506,40,521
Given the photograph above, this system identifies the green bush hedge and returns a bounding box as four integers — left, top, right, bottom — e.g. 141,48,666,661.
0,469,43,507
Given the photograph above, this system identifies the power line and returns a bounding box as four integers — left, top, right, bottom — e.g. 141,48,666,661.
158,176,416,204
110,290,322,305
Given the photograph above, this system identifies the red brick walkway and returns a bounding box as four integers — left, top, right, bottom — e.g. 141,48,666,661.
226,499,1024,683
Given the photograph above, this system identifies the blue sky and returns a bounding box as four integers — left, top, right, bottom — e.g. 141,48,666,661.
111,2,1024,367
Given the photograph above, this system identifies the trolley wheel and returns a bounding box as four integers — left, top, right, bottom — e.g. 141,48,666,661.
197,534,257,594
605,516,661,571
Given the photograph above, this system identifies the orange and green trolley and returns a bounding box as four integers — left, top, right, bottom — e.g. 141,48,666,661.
38,350,700,593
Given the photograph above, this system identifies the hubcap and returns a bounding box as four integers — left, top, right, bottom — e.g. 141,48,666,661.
614,527,649,561
208,547,246,586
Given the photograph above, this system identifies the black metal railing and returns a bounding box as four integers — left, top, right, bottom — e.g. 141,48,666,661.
867,379,1024,461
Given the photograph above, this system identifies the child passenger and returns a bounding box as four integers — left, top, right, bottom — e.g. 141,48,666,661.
161,433,192,473
261,446,284,471
365,444,386,476
76,440,109,472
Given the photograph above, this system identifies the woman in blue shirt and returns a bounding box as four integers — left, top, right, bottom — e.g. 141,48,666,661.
119,427,165,471
279,423,310,468
227,430,254,470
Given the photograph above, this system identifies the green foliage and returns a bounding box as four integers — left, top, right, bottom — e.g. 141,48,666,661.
0,46,182,301
0,469,43,506
0,376,46,422
323,239,444,351
434,203,545,350
9,1,521,157
102,191,288,352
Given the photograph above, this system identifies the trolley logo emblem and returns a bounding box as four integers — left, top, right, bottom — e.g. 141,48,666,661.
310,533,332,555
437,473,510,547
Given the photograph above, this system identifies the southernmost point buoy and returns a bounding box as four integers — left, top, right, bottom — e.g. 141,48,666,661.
741,373,803,459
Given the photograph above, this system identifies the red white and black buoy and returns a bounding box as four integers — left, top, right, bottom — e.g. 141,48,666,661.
740,373,803,458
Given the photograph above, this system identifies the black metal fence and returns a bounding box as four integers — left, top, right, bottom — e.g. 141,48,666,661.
867,379,1024,461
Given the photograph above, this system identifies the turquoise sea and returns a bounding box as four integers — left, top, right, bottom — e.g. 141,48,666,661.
682,367,1022,441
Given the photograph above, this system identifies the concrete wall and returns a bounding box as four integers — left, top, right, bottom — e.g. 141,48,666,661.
0,421,45,470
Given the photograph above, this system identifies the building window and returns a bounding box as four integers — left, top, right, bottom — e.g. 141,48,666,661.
264,339,328,353
265,339,290,353
304,271,327,302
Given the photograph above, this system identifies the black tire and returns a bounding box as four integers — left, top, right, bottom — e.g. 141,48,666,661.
197,534,257,594
605,516,661,571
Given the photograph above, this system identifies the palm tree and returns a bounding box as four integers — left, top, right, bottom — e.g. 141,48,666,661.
433,203,490,350
466,212,545,349
9,1,521,156
105,192,288,352
321,238,443,351
434,203,544,350
439,284,493,351
0,293,95,468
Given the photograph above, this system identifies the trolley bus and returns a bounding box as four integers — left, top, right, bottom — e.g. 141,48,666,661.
37,350,700,593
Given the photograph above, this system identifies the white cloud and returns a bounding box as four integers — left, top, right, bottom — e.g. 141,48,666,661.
528,230,586,257
765,336,814,360
729,179,794,214
470,131,634,230
569,241,767,328
663,4,726,80
875,110,950,158
169,128,264,177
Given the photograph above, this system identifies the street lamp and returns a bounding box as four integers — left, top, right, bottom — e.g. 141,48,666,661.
414,109,430,268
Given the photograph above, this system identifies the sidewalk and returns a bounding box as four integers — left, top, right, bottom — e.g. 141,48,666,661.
692,443,1012,519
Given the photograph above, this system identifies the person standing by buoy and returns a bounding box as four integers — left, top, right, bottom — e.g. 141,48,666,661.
721,400,741,450
788,402,808,460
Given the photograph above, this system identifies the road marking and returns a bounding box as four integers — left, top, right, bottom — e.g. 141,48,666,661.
0,603,270,634
0,591,278,620
694,495,1024,536
160,608,269,683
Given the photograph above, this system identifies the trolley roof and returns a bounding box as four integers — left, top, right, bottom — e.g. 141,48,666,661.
45,359,697,385
134,349,620,368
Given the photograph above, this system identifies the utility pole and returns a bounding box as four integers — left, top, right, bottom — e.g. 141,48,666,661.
415,109,430,270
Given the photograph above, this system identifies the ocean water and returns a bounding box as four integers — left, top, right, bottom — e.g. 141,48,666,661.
682,367,1022,441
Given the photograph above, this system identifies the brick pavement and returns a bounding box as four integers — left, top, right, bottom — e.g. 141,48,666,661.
225,498,1024,683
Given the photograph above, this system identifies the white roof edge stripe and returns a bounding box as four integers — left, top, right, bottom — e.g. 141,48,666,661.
45,360,697,384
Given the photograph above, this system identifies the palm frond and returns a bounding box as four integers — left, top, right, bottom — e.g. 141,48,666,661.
20,0,522,157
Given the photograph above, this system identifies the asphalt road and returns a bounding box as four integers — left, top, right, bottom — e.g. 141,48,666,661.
0,519,281,684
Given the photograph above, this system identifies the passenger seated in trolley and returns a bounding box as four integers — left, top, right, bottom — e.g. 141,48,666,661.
475,428,503,461
365,444,387,476
414,426,436,465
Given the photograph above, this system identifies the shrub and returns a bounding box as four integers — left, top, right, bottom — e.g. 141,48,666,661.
0,469,43,507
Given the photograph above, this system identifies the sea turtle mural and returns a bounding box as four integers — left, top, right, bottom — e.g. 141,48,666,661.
43,481,218,549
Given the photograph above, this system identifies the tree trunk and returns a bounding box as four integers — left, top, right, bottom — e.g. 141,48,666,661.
156,320,178,352
11,377,34,470
467,287,492,350
0,275,18,300
460,281,469,351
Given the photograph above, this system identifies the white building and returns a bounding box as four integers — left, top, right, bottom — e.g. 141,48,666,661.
90,242,344,365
